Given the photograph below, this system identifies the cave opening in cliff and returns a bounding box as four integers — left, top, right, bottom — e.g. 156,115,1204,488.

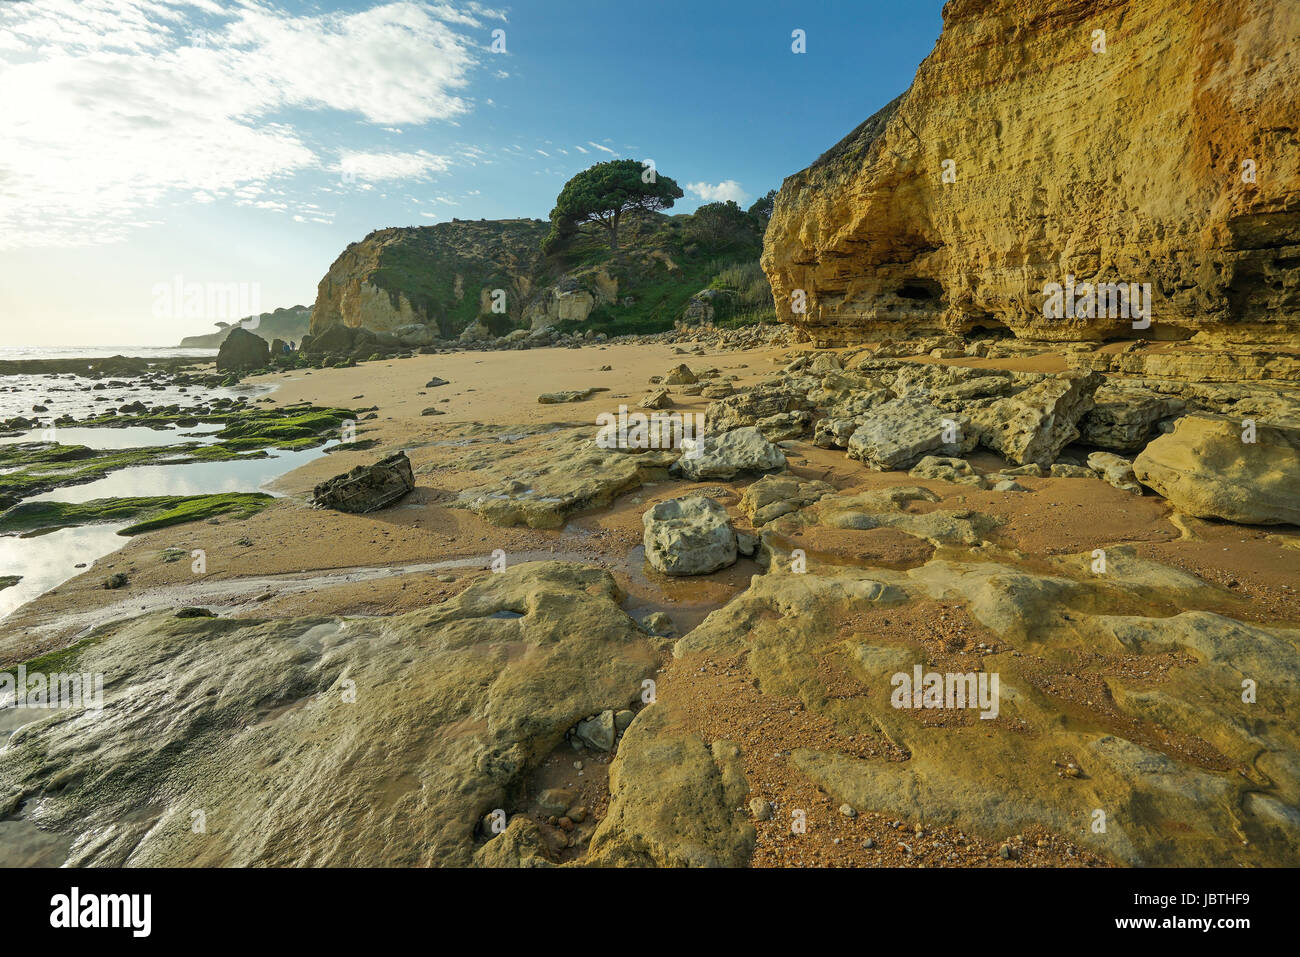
896,278,944,302
964,313,1012,339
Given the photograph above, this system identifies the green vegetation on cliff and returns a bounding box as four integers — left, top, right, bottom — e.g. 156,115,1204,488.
309,163,777,341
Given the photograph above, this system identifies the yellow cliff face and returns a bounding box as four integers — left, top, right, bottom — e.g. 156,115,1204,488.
762,0,1300,347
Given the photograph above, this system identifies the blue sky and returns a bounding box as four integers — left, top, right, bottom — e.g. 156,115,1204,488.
0,0,944,346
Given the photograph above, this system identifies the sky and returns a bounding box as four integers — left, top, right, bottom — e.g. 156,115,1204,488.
0,0,945,347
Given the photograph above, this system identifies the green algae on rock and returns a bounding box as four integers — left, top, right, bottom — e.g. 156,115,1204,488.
0,493,273,536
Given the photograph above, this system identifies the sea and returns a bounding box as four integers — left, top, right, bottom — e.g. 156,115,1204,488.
0,345,333,620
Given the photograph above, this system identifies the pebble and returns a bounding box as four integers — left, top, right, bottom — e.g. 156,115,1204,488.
839,803,857,818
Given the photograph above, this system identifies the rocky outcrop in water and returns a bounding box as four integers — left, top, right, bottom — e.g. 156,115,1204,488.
215,327,270,372
762,0,1300,347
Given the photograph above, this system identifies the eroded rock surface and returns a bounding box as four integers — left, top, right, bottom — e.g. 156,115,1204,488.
0,562,657,867
642,496,738,576
762,0,1300,346
1133,415,1300,524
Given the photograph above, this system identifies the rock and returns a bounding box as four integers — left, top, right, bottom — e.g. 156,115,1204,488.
669,546,1300,867
705,382,814,433
614,710,636,733
750,798,774,821
793,486,1002,547
215,328,270,372
425,377,449,388
755,410,812,441
839,803,857,818
311,451,415,513
393,322,435,347
537,787,577,816
1087,452,1144,495
0,575,20,591
0,562,657,866
813,416,862,449
909,455,987,488
847,399,972,470
739,473,836,526
1132,416,1300,524
421,407,445,416
587,707,755,867
992,479,1028,492
674,426,787,481
642,496,739,576
664,364,697,385
473,816,555,868
1050,463,1097,478
1080,385,1186,451
575,710,617,751
303,322,358,356
175,607,215,619
761,0,1300,346
966,371,1102,466
639,389,673,410
638,611,676,637
537,388,598,404
455,428,671,529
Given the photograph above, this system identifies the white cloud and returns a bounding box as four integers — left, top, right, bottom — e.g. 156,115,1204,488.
0,0,499,249
687,180,750,204
587,141,617,156
337,150,452,182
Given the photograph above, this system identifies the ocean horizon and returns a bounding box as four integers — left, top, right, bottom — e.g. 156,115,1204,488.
0,345,218,361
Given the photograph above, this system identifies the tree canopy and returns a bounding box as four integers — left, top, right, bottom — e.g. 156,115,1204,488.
747,188,778,222
546,159,683,251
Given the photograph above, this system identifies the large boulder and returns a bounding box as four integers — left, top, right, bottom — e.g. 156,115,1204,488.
966,371,1102,466
674,426,786,481
303,322,356,356
393,322,436,347
215,327,270,372
1132,416,1300,524
312,451,415,513
642,496,738,576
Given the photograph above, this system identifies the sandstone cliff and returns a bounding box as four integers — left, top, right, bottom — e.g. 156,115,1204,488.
762,0,1300,346
311,219,549,337
313,208,771,340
